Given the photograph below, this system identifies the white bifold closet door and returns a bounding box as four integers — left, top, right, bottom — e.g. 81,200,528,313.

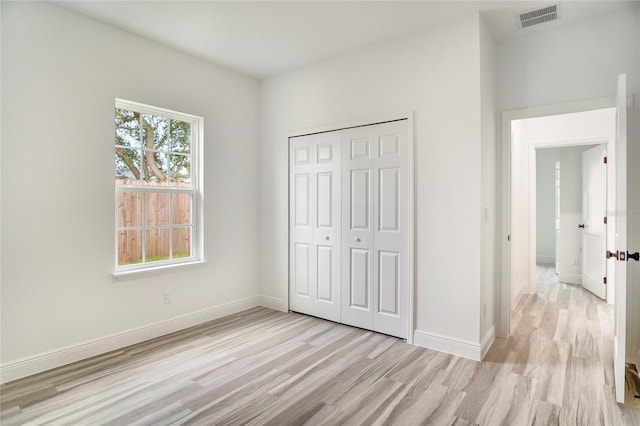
341,121,408,338
289,131,342,322
289,120,408,339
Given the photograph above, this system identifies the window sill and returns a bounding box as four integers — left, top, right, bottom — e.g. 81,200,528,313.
112,260,207,281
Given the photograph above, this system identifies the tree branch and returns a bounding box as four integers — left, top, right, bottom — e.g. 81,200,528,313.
115,146,141,180
135,112,166,182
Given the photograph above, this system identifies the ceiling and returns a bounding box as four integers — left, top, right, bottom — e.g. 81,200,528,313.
56,1,636,79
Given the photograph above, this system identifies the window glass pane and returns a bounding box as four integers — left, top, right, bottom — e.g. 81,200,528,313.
117,192,142,228
169,119,191,154
115,149,143,185
146,228,170,262
171,193,192,225
172,227,191,259
143,150,167,184
115,108,141,148
118,229,142,265
167,154,191,185
115,100,200,270
146,193,169,226
141,114,169,152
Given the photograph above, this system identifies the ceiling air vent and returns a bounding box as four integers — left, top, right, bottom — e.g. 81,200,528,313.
517,3,560,29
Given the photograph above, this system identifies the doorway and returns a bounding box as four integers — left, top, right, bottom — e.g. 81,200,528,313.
535,144,607,298
500,103,617,337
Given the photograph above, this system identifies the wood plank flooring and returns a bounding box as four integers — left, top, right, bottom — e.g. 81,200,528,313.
1,265,639,425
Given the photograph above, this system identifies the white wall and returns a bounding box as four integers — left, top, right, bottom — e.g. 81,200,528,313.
536,149,558,264
510,109,615,300
498,5,639,111
259,14,487,353
1,2,260,378
479,17,498,352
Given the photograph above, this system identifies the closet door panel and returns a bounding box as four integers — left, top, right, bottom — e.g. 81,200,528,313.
350,248,370,309
372,121,408,338
378,168,399,232
378,250,399,315
294,243,311,297
289,135,315,314
341,126,375,330
350,169,370,230
316,246,333,301
313,131,341,321
294,174,312,227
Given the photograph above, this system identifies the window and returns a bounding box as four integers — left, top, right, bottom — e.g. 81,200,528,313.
114,99,202,274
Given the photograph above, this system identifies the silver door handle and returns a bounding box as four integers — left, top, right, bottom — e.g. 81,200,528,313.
325,236,330,240
355,238,361,243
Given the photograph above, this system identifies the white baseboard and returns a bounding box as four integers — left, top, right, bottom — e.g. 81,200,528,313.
259,295,288,312
558,273,582,285
536,256,555,265
481,324,496,360
413,329,481,361
512,282,529,308
0,295,262,384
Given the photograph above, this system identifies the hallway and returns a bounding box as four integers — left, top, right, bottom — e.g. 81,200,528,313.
485,263,639,423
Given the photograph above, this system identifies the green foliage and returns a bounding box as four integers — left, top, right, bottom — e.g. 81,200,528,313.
115,108,191,184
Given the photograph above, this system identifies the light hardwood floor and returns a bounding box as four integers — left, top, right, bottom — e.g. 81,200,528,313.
1,265,639,425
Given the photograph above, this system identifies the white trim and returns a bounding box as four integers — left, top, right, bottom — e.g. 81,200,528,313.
558,273,582,285
113,98,204,274
286,111,411,139
481,325,496,360
115,98,202,123
0,296,261,384
500,97,614,338
259,295,288,312
529,143,537,294
512,282,529,308
407,111,415,345
413,329,482,361
286,111,415,342
112,260,207,280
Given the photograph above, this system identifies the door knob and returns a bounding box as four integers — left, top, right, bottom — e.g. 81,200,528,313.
355,238,361,243
578,224,585,229
627,251,640,262
606,250,619,260
325,236,330,240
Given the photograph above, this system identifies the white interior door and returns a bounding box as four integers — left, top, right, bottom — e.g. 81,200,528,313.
341,121,408,338
313,131,342,322
289,132,342,321
372,121,409,338
290,135,315,315
581,144,607,299
341,125,375,330
613,73,628,404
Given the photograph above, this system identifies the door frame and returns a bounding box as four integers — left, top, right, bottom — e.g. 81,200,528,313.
287,111,415,344
529,139,609,292
500,98,614,337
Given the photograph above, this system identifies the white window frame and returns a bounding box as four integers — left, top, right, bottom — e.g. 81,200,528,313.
113,98,204,277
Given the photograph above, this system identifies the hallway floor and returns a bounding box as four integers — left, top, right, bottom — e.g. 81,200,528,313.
484,263,639,424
